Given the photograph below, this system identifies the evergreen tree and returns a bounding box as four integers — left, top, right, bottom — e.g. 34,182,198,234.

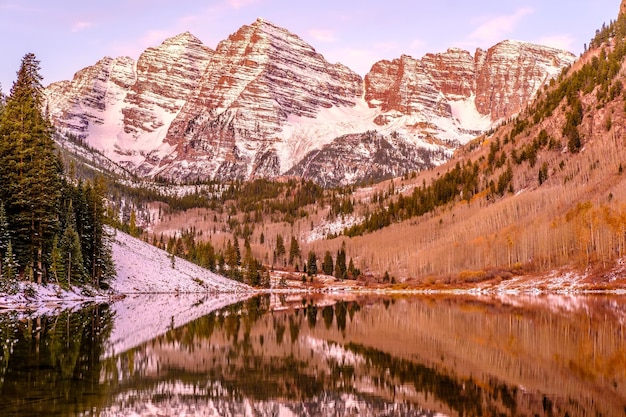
334,244,347,280
49,236,63,283
0,241,18,294
60,215,86,286
0,202,9,255
274,234,285,264
288,236,300,265
0,83,5,116
322,250,334,276
0,53,63,284
84,178,114,287
307,251,317,276
233,236,241,267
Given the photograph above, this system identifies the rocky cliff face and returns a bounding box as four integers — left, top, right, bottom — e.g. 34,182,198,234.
45,56,135,138
45,20,575,185
148,18,364,180
45,33,213,171
365,41,575,132
286,131,446,187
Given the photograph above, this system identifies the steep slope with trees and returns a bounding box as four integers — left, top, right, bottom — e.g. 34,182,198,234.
141,0,626,287
0,54,114,291
314,1,626,284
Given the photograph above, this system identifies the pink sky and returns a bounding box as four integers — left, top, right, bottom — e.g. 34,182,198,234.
0,0,620,91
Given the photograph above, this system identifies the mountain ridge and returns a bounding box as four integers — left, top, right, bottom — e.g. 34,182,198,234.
44,19,575,185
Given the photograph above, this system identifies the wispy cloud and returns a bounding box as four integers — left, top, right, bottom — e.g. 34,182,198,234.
110,29,175,57
536,34,575,52
0,3,40,12
308,29,337,43
228,0,259,10
71,21,95,33
469,7,534,45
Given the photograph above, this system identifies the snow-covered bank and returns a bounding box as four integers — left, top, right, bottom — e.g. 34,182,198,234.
0,282,110,315
110,228,251,294
0,229,253,313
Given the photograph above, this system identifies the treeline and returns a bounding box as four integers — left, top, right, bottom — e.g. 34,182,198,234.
344,161,480,237
0,53,113,292
525,12,626,151
153,228,270,288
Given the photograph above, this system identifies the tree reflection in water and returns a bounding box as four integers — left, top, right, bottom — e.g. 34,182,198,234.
0,304,114,417
0,295,625,417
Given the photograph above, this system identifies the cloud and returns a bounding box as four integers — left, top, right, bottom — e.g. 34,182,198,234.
228,0,259,10
469,7,534,45
536,34,576,52
322,48,382,76
308,29,337,43
110,29,175,57
71,21,95,33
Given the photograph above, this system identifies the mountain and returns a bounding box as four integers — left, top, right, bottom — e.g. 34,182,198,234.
366,41,575,131
315,0,626,282
45,32,214,172
45,19,574,185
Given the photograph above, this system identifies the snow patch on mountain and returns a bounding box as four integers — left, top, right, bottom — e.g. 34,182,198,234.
449,95,494,132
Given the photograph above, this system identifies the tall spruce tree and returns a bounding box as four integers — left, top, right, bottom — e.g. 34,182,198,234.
84,178,114,287
1,241,19,294
322,251,334,276
334,244,347,280
0,53,62,284
288,236,300,265
0,202,9,257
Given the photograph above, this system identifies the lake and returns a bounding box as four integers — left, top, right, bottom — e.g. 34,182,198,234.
0,293,625,416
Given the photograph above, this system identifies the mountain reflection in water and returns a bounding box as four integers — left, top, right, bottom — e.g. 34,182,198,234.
0,294,625,416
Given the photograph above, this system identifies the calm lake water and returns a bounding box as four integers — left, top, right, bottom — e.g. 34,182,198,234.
0,293,625,417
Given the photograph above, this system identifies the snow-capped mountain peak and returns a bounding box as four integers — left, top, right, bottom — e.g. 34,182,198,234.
45,19,575,186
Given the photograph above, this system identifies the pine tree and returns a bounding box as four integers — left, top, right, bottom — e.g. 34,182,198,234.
322,250,334,276
0,53,63,284
84,178,114,287
1,241,19,294
49,236,63,284
334,244,347,280
307,251,317,276
0,202,9,256
233,236,241,267
274,234,285,263
0,83,5,116
288,236,300,265
60,212,86,286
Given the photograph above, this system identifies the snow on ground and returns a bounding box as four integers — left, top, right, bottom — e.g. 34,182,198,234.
279,99,379,173
0,228,253,313
0,281,110,316
110,228,251,294
305,214,363,242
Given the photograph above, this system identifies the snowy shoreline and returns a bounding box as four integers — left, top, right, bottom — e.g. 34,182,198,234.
3,229,626,316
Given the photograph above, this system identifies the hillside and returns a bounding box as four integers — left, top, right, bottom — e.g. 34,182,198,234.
131,0,626,288
312,0,626,284
110,228,252,294
0,229,252,313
